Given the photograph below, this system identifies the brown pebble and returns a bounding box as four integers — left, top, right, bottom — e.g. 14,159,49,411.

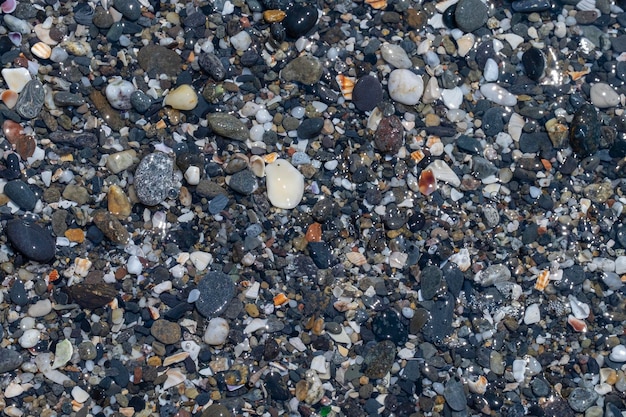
107,185,132,218
263,10,286,23
64,228,85,243
92,209,130,244
150,319,182,345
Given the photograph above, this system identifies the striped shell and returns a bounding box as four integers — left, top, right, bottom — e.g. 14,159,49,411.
346,251,367,266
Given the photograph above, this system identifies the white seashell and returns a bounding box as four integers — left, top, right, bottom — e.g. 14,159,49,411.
389,252,408,268
181,340,201,361
52,339,73,369
523,303,541,325
249,155,265,178
5,382,26,398
568,295,590,319
265,159,304,209
34,24,58,45
310,355,328,374
71,386,90,403
609,344,626,362
346,251,367,266
449,248,471,272
162,369,186,390
190,251,212,271
480,83,517,106
1,68,32,93
456,33,475,57
466,375,487,394
426,159,461,187
31,42,52,59
245,281,261,299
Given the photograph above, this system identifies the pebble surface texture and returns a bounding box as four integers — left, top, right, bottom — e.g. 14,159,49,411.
1,0,626,416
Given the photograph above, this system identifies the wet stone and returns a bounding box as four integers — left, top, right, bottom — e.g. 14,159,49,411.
150,319,182,345
280,55,323,85
444,378,467,411
74,3,94,25
67,283,117,309
113,0,141,20
570,105,601,158
7,219,55,262
421,293,455,345
196,272,236,318
92,209,130,245
16,79,44,119
9,279,27,306
4,179,37,211
137,44,182,77
512,0,551,12
371,309,408,345
455,0,488,32
198,52,227,81
134,152,174,206
208,194,229,215
567,387,598,412
481,107,505,137
522,47,545,81
283,5,318,38
308,241,333,269
456,134,482,154
0,348,23,373
53,91,86,107
130,91,152,114
297,118,324,139
363,340,396,379
374,115,404,154
421,265,443,300
228,169,258,195
352,75,383,112
207,113,249,141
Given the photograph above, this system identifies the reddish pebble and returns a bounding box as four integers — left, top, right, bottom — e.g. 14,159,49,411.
418,168,437,195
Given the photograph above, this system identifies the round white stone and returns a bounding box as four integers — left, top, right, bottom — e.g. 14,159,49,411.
255,109,272,123
204,317,230,345
265,159,305,209
184,166,200,185
71,386,90,403
380,43,412,69
388,69,424,106
105,78,135,110
480,83,517,106
230,31,252,51
483,58,499,82
590,83,620,108
19,329,41,348
610,345,626,362
441,87,463,110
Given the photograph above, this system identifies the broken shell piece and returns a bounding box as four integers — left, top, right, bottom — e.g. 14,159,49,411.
534,269,549,291
273,292,289,306
190,251,212,271
426,159,461,187
418,168,437,195
8,32,21,46
449,248,471,272
567,315,587,333
365,0,387,9
1,68,31,93
1,0,16,14
162,369,186,390
5,382,29,398
249,155,265,177
336,74,355,100
163,351,189,367
263,152,278,164
568,295,590,319
467,375,488,395
74,257,92,277
1,90,18,108
31,42,52,59
34,24,58,46
346,251,367,266
51,339,73,369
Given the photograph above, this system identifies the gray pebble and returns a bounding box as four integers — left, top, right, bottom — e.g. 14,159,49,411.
134,152,175,206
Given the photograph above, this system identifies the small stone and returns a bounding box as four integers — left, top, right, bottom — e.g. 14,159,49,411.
590,83,620,108
92,209,130,244
77,341,97,360
372,309,408,345
137,44,182,77
567,387,598,412
198,53,227,81
4,180,37,211
265,159,305,209
455,0,489,32
230,30,252,51
374,115,404,154
352,75,383,112
130,91,153,113
281,55,323,85
67,283,117,309
380,43,412,69
107,185,132,218
362,340,396,379
151,319,182,345
444,378,467,411
6,220,55,262
1,67,31,92
196,272,236,318
134,152,175,206
106,149,137,174
105,78,135,110
388,69,423,105
53,92,86,107
609,345,626,362
9,280,27,306
207,113,249,141
228,169,258,195
524,303,541,324
203,318,230,345
420,266,443,300
570,104,600,157
113,0,141,20
163,85,198,111
283,5,318,38
18,329,40,348
51,339,73,369
15,79,44,119
297,118,324,139
480,83,517,106
0,349,23,373
62,184,89,204
522,47,545,81
28,299,52,317
90,90,125,131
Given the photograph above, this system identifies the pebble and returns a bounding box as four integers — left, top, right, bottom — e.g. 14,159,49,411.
480,83,517,106
4,179,37,211
362,340,396,379
372,309,408,345
374,115,404,154
15,79,44,119
137,44,182,77
19,329,41,348
0,348,23,373
297,118,324,139
134,152,174,206
265,159,304,209
6,220,55,262
28,299,52,317
444,378,467,411
388,69,423,105
150,319,182,345
207,113,250,141
196,272,236,318
609,345,626,362
163,84,198,111
570,104,601,157
283,5,318,38
105,78,135,110
380,43,412,69
455,0,489,32
204,318,230,345
113,0,141,21
522,47,545,81
589,83,620,108
229,169,258,195
198,53,227,81
1,67,31,92
92,210,130,244
568,387,598,412
281,55,323,85
352,75,383,111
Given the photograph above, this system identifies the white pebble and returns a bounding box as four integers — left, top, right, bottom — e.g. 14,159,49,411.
512,359,526,382
230,31,252,51
441,87,463,109
189,251,212,271
523,303,540,325
245,281,261,299
480,83,517,106
380,43,412,69
291,106,305,119
19,317,35,330
310,355,327,374
204,318,230,345
71,386,90,403
184,166,200,185
265,159,305,209
324,160,338,171
126,255,143,275
614,255,626,274
105,78,135,110
249,124,266,142
19,329,41,348
388,69,423,105
483,58,499,82
28,299,52,317
610,345,626,362
255,108,272,123
590,82,620,108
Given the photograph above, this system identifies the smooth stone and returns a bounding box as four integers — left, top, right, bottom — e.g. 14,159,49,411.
1,68,31,93
67,282,117,308
228,169,258,195
204,318,230,345
150,319,181,345
281,55,323,85
362,340,396,379
18,329,40,348
90,90,125,131
130,91,152,113
297,118,324,139
380,43,412,69
483,58,499,81
198,52,227,81
230,30,252,51
207,113,249,141
421,293,454,344
421,266,443,300
73,3,94,25
480,83,517,106
457,134,483,154
134,152,174,206
4,179,37,211
15,79,44,119
107,149,137,174
454,0,488,32
352,75,383,111
441,87,463,109
28,299,52,317
568,387,598,412
6,220,55,262
136,44,182,77
208,194,229,215
512,0,551,12
283,5,318,38
265,159,304,209
3,15,31,34
609,345,626,362
0,348,23,373
163,84,198,110
374,115,404,154
570,104,601,157
9,279,27,306
522,47,545,81
590,83,620,108
196,272,236,318
308,241,333,268
113,0,141,20
53,92,86,107
444,379,467,411
482,107,504,136
388,69,423,105
372,309,408,345
105,78,135,110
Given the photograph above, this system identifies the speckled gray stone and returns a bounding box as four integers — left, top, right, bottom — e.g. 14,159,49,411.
134,152,175,206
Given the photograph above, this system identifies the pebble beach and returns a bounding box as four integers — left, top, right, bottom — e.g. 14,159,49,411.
1,0,626,416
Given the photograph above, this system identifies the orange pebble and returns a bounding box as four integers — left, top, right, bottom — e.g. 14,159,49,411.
418,168,437,196
305,222,322,242
64,228,85,243
273,293,288,306
263,10,286,23
541,159,552,171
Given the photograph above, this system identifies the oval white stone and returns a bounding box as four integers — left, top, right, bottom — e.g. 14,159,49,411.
19,329,41,348
163,84,198,110
590,83,620,108
380,43,412,69
480,83,517,106
388,69,424,106
105,78,135,110
265,159,304,209
610,344,626,362
204,317,229,345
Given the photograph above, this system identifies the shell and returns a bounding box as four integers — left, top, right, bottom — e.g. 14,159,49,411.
567,315,587,333
365,0,387,9
8,32,21,46
346,251,367,266
162,369,186,390
74,257,92,277
336,74,355,100
1,0,16,14
534,269,549,291
410,150,427,163
467,375,487,395
163,351,190,367
249,155,265,177
418,168,437,195
31,42,52,59
263,152,278,164
273,293,289,306
449,248,471,272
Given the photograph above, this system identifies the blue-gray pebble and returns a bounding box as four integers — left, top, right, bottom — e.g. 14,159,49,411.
130,90,153,113
0,348,23,372
196,271,236,318
4,180,37,211
6,220,56,262
134,152,174,206
113,0,141,21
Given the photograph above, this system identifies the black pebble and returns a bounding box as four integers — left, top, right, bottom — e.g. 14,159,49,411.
6,220,55,263
308,241,333,269
283,5,318,39
9,279,28,306
522,47,545,81
352,75,383,112
371,309,408,345
4,180,37,211
297,117,324,139
570,103,601,157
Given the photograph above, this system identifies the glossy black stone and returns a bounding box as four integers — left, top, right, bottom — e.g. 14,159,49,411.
4,180,37,211
296,117,324,139
522,47,545,81
352,75,383,112
372,309,408,345
6,220,55,263
283,5,318,39
570,103,601,157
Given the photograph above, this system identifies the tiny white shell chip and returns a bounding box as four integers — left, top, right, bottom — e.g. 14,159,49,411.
1,68,31,93
265,159,304,209
52,339,73,369
71,386,90,403
190,251,213,271
346,251,367,266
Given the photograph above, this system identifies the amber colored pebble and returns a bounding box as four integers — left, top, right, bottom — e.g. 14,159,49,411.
312,317,324,335
133,366,142,384
273,292,288,306
263,10,286,23
147,357,161,367
64,228,85,243
108,184,132,218
295,379,309,401
365,0,387,9
305,222,322,242
418,168,437,196
114,267,128,280
244,303,260,318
